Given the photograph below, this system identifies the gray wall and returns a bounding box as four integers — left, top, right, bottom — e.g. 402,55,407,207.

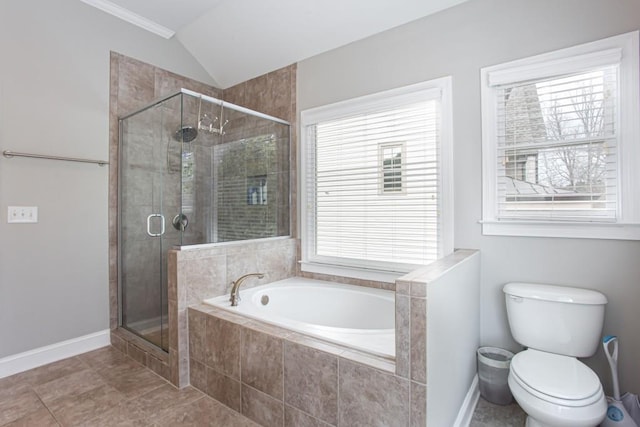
0,0,214,357
297,0,640,395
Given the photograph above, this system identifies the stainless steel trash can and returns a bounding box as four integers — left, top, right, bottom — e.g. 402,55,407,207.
477,346,514,405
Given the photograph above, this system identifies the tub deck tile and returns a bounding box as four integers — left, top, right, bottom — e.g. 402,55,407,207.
194,304,253,326
286,332,346,357
339,350,395,374
243,319,295,339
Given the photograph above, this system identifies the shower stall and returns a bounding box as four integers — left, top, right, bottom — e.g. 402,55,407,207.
118,89,290,351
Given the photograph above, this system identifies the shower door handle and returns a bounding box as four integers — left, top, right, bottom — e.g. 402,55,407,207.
146,214,165,237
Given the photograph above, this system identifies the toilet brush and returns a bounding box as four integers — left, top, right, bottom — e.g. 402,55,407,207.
601,335,638,427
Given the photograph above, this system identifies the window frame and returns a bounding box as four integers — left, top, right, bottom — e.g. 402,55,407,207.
481,31,640,240
300,78,454,282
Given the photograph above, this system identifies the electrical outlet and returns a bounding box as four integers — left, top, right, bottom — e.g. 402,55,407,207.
7,206,38,223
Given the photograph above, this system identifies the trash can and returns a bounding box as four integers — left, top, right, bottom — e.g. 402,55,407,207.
477,346,514,405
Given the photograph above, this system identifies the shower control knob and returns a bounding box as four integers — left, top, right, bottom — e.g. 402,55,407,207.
172,213,189,231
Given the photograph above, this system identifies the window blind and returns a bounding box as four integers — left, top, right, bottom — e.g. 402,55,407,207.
495,65,619,221
304,98,441,269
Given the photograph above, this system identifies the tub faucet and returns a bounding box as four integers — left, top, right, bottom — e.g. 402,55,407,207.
229,273,264,306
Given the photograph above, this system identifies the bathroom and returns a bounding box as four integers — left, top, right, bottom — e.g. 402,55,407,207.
1,0,640,426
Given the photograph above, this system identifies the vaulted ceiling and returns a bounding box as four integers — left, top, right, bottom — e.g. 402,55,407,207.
81,0,468,88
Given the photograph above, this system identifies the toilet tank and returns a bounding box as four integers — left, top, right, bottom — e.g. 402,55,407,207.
504,282,607,357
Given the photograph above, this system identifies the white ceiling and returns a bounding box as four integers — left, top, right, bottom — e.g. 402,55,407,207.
83,0,468,88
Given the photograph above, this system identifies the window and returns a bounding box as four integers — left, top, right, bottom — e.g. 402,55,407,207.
380,143,405,194
300,79,453,282
481,31,640,240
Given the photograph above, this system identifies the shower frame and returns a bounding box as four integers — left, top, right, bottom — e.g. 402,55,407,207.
117,88,291,352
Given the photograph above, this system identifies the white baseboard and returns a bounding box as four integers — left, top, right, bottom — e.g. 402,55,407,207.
0,329,111,379
453,374,480,427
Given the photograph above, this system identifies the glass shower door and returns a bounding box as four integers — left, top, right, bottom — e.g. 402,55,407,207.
119,94,183,351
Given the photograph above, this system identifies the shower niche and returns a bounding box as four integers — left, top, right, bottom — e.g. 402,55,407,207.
118,89,290,351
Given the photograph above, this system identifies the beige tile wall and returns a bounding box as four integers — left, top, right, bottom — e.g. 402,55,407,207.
188,304,423,427
169,237,297,387
223,64,297,239
164,63,299,387
181,249,481,427
110,54,297,386
109,52,222,379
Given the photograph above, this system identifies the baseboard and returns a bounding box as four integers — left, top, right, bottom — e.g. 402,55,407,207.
453,374,480,427
0,329,111,379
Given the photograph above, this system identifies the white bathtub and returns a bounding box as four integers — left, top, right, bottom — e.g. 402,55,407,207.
203,277,395,358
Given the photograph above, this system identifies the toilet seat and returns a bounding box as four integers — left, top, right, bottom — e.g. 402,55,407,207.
510,349,603,407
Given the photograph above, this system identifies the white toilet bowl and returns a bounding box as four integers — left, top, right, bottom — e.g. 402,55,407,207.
508,349,607,427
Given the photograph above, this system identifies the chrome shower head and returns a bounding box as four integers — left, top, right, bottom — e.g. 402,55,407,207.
174,126,198,143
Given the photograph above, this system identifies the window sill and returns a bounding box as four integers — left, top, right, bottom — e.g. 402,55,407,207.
299,261,404,284
480,220,640,240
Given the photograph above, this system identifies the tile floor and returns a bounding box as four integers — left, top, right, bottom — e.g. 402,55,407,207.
469,396,526,427
0,346,258,427
1,344,524,426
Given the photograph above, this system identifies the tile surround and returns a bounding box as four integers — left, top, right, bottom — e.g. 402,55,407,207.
109,53,297,388
108,52,223,380
172,237,297,387
181,250,477,426
106,52,480,426
188,304,413,427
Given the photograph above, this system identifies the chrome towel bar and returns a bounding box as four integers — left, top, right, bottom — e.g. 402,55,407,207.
2,150,109,166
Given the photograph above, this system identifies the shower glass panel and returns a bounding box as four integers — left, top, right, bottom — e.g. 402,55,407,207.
119,93,183,350
118,90,290,351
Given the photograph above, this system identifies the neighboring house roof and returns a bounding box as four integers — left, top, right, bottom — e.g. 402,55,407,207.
505,176,576,196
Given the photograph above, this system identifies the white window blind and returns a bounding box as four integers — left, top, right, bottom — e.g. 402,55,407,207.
495,65,618,221
303,91,443,271
481,31,640,240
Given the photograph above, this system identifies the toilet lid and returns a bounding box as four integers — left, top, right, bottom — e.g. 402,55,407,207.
511,349,602,401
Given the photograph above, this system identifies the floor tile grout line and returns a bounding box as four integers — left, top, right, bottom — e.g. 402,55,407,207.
2,346,260,427
32,385,63,427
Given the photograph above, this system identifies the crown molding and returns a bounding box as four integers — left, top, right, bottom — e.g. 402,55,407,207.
80,0,175,39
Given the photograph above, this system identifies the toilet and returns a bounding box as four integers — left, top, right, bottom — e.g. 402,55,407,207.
503,282,608,427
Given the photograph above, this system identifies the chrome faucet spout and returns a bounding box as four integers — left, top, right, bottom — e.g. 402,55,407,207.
229,273,264,306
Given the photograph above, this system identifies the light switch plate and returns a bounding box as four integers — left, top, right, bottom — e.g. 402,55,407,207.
8,206,38,223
